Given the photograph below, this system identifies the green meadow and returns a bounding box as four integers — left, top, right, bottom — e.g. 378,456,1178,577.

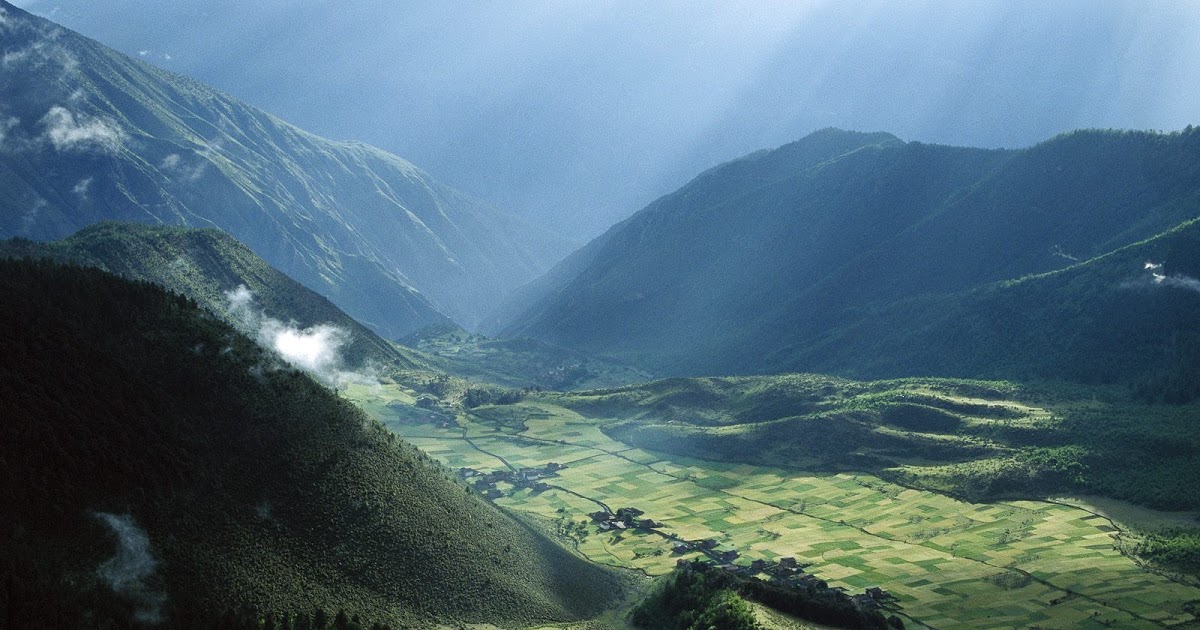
347,384,1200,629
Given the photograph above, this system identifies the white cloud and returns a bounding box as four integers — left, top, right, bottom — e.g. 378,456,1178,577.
1154,273,1200,294
224,285,377,387
40,106,124,153
73,176,92,199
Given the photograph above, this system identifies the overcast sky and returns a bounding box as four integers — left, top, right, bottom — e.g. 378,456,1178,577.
13,0,1200,240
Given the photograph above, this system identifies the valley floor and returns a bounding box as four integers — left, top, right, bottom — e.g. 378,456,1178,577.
346,383,1200,630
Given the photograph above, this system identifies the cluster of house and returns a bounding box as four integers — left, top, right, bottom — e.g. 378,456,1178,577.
588,507,664,532
676,554,894,611
672,538,741,563
456,463,566,500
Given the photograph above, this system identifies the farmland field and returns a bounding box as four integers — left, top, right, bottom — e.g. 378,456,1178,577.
345,383,1200,629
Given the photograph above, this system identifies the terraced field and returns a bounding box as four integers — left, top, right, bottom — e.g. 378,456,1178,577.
345,383,1200,629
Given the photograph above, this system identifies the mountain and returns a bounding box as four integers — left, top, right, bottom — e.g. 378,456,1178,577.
0,1,571,337
784,216,1200,402
497,127,1200,386
0,222,426,370
0,257,624,628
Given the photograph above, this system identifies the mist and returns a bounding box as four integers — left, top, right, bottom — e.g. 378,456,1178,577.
92,512,165,624
11,0,1200,240
225,285,377,387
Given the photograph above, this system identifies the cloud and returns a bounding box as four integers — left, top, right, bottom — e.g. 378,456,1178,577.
40,106,125,153
1129,261,1200,294
92,512,166,624
1154,273,1200,294
0,115,18,149
159,152,207,182
73,176,93,199
224,285,377,387
0,21,79,75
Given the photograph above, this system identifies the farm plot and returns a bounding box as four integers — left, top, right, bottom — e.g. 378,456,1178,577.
348,386,1200,629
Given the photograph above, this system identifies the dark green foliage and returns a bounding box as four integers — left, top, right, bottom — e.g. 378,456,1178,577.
631,565,759,630
631,562,894,630
0,259,623,628
462,387,525,408
878,404,962,433
688,590,760,630
1137,529,1200,576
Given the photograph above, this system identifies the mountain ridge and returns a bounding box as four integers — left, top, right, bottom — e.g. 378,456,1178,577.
0,0,572,337
496,126,1200,385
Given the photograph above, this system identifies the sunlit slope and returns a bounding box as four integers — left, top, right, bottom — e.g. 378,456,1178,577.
550,374,1200,511
500,127,1200,383
0,258,624,628
0,1,568,335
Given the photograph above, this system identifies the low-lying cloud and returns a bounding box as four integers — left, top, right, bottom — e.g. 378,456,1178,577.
225,285,376,387
92,512,166,624
1137,261,1200,295
41,106,124,153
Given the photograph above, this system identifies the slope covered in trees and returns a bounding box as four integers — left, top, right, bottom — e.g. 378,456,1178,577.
498,127,1200,390
0,222,425,370
0,258,624,628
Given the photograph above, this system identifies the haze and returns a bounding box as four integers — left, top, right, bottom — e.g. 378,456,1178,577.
13,0,1200,240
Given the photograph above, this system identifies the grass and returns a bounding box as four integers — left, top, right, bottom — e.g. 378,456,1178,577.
347,383,1200,629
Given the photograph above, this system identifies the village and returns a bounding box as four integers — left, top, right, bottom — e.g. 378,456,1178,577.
456,464,896,615
456,462,567,500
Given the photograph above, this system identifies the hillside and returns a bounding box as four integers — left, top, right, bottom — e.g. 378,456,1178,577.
0,258,624,628
498,127,1200,385
776,217,1200,401
0,1,570,336
547,373,1200,511
0,222,427,371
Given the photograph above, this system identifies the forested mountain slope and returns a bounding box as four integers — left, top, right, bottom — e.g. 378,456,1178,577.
0,258,623,628
500,127,1200,386
0,222,424,370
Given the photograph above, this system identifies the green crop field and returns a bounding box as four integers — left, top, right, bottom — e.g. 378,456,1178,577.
348,385,1200,629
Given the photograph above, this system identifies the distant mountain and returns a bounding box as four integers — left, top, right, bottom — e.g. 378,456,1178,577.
0,257,623,628
0,222,426,370
787,217,1200,402
497,126,1200,388
0,1,571,337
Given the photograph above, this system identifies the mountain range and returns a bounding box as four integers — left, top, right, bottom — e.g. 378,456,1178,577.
0,0,570,337
496,127,1200,395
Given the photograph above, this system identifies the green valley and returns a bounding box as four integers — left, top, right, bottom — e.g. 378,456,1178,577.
346,376,1200,629
5,2,1200,628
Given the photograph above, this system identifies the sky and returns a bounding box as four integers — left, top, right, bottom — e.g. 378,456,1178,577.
11,0,1200,241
